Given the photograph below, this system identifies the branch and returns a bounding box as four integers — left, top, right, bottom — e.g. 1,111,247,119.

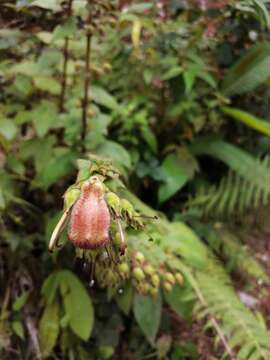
59,0,73,113
81,31,92,144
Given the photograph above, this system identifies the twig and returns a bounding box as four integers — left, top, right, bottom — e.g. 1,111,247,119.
59,0,73,113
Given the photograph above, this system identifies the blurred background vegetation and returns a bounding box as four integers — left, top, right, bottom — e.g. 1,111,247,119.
1,0,270,359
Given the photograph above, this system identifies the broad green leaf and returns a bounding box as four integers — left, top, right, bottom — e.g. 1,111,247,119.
53,17,77,40
59,271,94,341
133,292,162,345
12,321,25,340
222,42,270,96
31,0,62,11
96,141,131,169
36,31,53,44
222,106,270,136
41,273,60,305
91,86,119,111
34,77,61,95
20,137,55,173
31,100,58,137
158,152,197,203
0,118,17,140
39,302,60,358
34,149,76,189
10,61,41,76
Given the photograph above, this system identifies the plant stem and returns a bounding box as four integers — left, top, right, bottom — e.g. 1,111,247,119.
59,0,73,113
81,31,92,143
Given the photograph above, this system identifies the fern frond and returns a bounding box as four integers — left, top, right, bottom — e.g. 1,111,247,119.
121,191,270,359
188,165,270,219
179,258,270,360
165,223,270,360
208,227,270,285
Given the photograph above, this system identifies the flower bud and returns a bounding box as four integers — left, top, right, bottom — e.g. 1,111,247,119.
163,281,173,292
149,287,158,297
106,192,121,215
140,283,150,294
113,232,122,246
144,264,155,275
164,272,176,285
64,187,81,209
117,262,129,276
151,274,160,287
120,199,134,218
135,252,145,263
175,273,184,286
133,267,145,281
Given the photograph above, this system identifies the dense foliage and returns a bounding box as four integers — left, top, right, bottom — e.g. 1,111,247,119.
1,1,270,359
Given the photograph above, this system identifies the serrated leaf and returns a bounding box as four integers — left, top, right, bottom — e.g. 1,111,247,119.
59,271,94,341
31,100,58,137
34,149,77,189
39,302,60,358
133,292,162,345
222,42,270,96
96,140,131,169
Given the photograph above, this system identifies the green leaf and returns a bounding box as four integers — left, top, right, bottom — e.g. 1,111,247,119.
0,188,5,209
133,292,162,345
253,0,270,29
125,3,154,13
41,273,60,305
31,100,58,137
35,149,76,189
39,302,60,358
222,42,270,96
12,291,29,312
91,86,119,111
59,270,94,341
10,61,41,76
115,282,133,315
222,106,270,136
12,321,25,340
190,137,270,192
53,17,77,40
31,0,62,11
96,141,131,169
0,118,17,140
34,77,61,95
166,222,208,269
158,152,197,203
164,286,193,320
